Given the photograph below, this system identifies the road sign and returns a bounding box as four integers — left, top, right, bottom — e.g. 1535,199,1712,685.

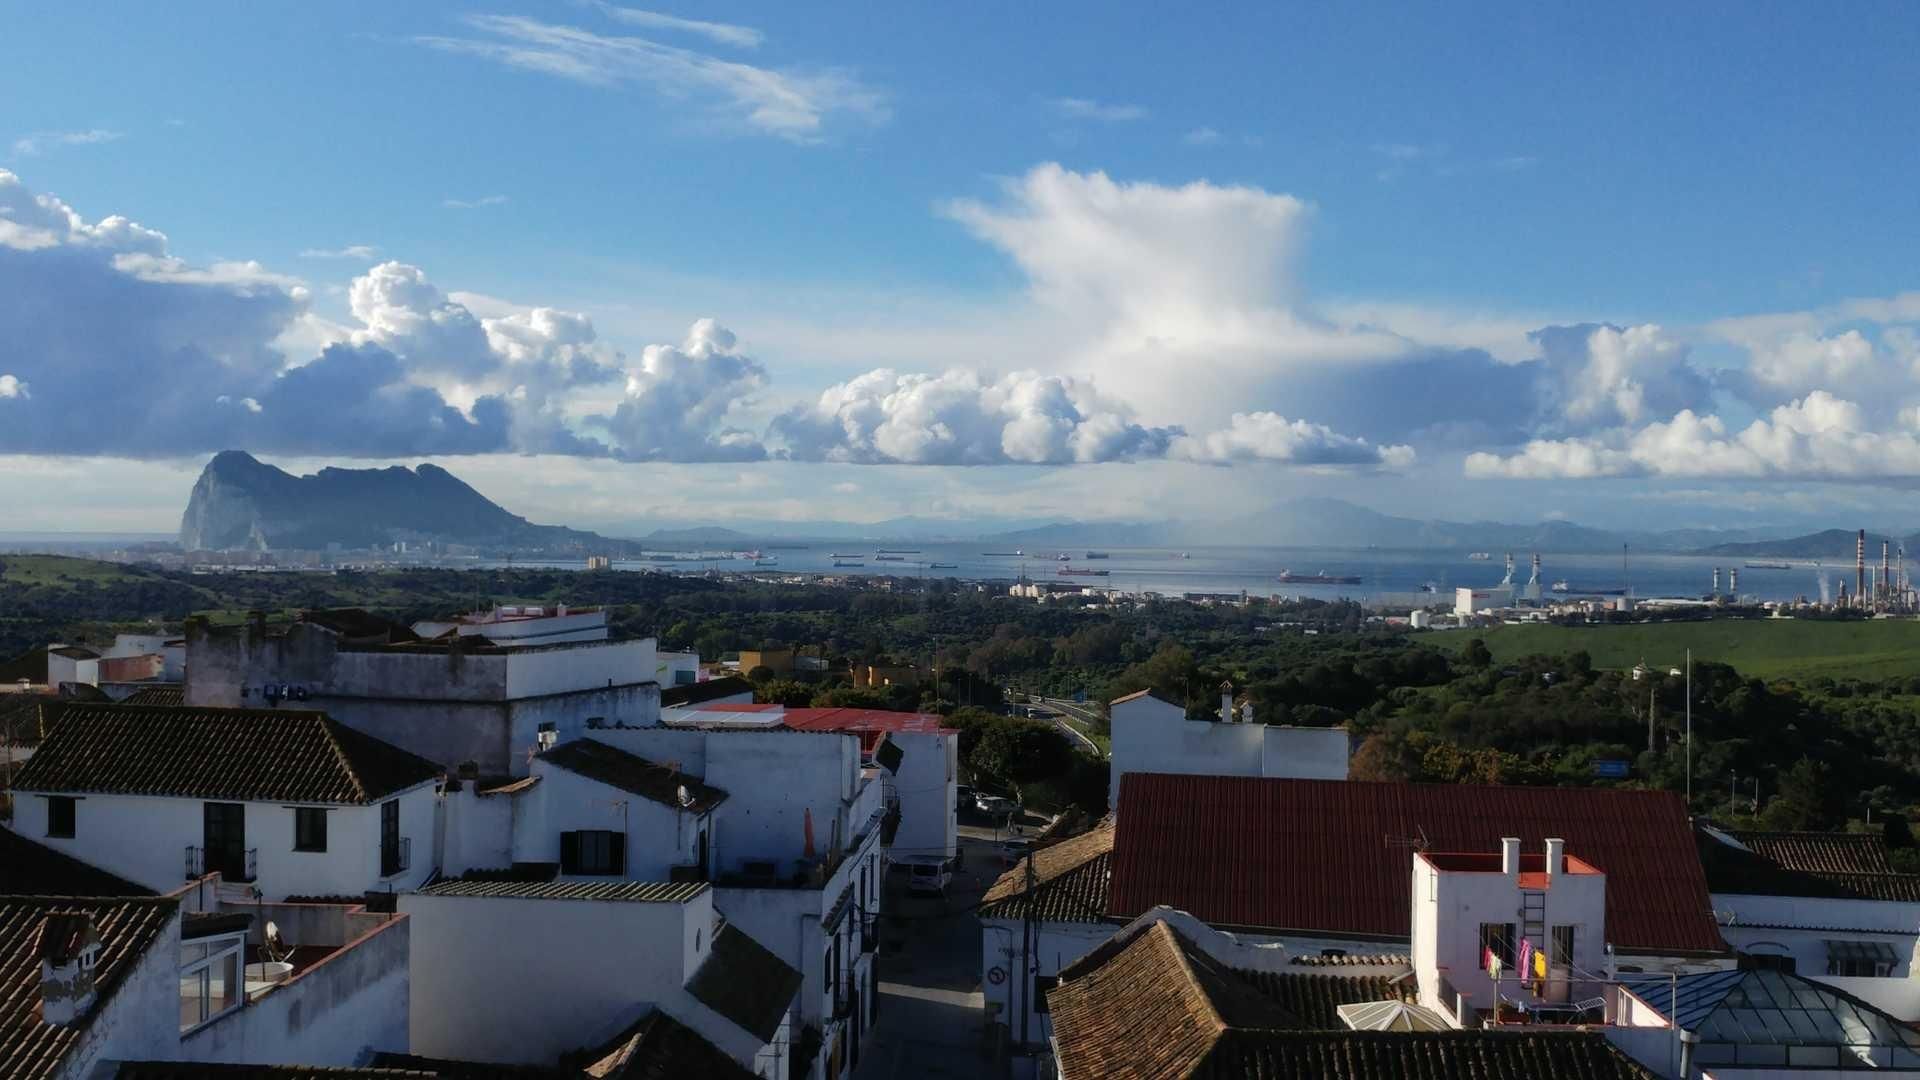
1073,690,1086,703
1591,760,1630,778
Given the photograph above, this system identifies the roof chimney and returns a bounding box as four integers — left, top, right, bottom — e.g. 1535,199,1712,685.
1219,681,1235,723
1545,837,1565,878
1500,837,1521,876
38,914,100,1026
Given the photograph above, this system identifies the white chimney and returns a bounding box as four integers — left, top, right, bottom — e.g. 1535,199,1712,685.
1545,837,1565,877
38,915,100,1026
1500,836,1521,876
1219,681,1235,723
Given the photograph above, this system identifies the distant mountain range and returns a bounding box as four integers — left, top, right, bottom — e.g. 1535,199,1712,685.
176,452,1913,558
975,498,1820,555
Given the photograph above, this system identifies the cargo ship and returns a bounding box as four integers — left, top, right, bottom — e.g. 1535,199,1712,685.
1277,570,1363,585
832,559,865,568
1084,551,1110,559
830,552,863,558
1468,552,1492,561
1551,580,1626,595
1743,561,1793,570
1059,567,1111,577
982,550,1024,557
875,554,907,561
753,559,778,566
929,562,959,569
877,549,921,554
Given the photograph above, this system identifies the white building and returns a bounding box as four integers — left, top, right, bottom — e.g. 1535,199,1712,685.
684,704,960,867
1,840,410,1079
439,737,727,882
435,716,890,1080
399,879,799,1078
184,609,661,776
411,603,610,646
1698,826,1920,986
8,701,441,901
978,820,1119,1048
1411,838,1609,1023
1105,686,1349,809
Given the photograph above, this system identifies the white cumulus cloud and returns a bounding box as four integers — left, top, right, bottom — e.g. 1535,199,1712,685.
0,375,27,399
1173,413,1415,469
1466,391,1920,480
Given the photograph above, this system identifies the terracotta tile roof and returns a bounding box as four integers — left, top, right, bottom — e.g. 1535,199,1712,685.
570,1008,757,1080
686,923,802,1043
1050,922,1653,1079
538,740,727,812
979,820,1115,923
0,696,50,748
46,647,99,661
2,896,178,1080
1108,687,1184,709
1697,829,1920,902
12,703,443,805
658,676,753,708
116,685,184,706
1725,829,1896,874
414,879,708,904
1110,774,1727,956
754,706,955,736
1229,968,1415,1030
1286,953,1410,968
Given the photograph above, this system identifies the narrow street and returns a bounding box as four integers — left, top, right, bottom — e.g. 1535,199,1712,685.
855,834,1006,1080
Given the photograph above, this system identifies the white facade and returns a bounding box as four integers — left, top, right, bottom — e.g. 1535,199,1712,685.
106,633,186,680
399,885,790,1078
185,618,662,775
1106,692,1349,808
10,781,438,901
1714,890,1920,980
506,756,716,881
1412,838,1608,1020
656,650,701,686
882,729,959,864
413,605,609,646
980,918,1115,1048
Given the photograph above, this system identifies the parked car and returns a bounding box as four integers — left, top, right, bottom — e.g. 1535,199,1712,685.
904,858,952,895
974,794,1017,817
998,839,1033,865
955,784,975,812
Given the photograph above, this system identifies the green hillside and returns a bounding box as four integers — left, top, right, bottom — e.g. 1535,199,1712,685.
1428,618,1920,682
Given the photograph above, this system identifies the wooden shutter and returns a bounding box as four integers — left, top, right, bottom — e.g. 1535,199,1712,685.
609,832,626,875
560,831,580,874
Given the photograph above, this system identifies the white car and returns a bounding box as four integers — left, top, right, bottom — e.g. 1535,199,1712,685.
904,859,952,895
974,794,1017,817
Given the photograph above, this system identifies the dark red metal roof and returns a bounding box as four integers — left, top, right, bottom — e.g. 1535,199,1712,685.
1110,774,1727,956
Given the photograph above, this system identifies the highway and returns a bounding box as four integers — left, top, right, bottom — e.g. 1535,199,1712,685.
1032,696,1108,758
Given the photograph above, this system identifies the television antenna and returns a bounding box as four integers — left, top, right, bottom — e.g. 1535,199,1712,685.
1383,826,1431,851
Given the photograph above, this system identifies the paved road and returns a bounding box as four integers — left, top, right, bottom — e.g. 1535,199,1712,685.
1035,697,1107,758
856,836,1005,1080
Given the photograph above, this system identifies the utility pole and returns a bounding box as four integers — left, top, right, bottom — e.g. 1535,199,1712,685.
1019,852,1037,1050
1685,650,1693,806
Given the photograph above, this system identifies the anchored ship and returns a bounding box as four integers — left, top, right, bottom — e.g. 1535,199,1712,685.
1277,570,1363,585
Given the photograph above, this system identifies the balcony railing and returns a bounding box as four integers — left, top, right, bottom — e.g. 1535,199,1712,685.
185,846,257,883
381,836,410,878
860,913,879,955
833,979,854,1020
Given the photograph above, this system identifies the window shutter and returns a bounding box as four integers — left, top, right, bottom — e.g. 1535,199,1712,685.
560,831,580,874
610,832,626,875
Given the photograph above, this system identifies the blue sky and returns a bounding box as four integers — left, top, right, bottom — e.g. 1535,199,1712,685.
4,4,1920,535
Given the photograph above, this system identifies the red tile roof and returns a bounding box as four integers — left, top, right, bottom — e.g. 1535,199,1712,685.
694,704,955,736
1110,774,1727,956
2,897,178,1080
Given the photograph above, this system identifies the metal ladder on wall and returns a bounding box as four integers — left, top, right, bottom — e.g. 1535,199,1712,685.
1520,890,1547,956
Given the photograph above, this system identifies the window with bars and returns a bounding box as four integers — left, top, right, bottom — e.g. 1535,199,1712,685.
294,807,327,852
1479,922,1516,967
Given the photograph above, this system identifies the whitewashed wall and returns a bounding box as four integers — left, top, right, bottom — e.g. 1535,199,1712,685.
1108,695,1349,808
888,731,957,863
12,783,437,900
49,905,183,1080
517,761,710,879
399,888,709,1064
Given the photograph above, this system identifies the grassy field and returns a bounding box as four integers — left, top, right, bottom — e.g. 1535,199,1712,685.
0,553,173,587
1427,618,1920,682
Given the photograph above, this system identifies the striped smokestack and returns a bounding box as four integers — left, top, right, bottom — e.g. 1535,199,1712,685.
1858,529,1868,608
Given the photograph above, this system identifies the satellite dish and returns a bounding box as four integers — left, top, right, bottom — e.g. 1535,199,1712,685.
677,784,693,808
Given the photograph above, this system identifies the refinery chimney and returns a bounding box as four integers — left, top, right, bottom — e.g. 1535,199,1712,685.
1884,541,1892,605
1730,567,1738,599
1858,529,1868,609
1712,567,1720,597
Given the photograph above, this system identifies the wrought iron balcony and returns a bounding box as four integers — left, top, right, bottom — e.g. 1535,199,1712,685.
185,845,257,883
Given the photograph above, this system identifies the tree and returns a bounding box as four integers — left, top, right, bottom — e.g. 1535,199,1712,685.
969,718,1075,795
1461,638,1494,670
